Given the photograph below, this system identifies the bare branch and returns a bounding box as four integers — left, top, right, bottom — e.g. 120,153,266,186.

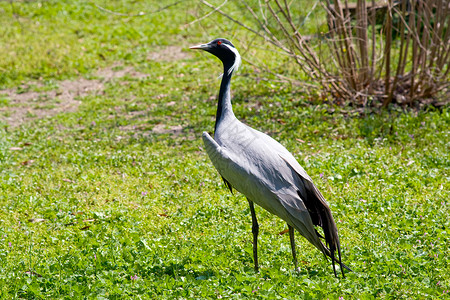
184,0,228,28
198,0,449,107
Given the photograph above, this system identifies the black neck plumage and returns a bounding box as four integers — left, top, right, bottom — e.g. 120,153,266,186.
214,61,234,133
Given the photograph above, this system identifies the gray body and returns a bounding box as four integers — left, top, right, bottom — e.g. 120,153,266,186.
203,92,326,256
191,38,349,276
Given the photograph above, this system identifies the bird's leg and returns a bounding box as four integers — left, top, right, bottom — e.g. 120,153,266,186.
288,225,300,272
247,199,259,272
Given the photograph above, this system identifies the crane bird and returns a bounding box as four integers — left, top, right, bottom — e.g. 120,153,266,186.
190,38,351,277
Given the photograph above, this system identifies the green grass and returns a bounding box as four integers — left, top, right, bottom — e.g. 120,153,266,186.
0,1,449,298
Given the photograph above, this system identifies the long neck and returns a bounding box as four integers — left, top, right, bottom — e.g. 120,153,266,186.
214,63,235,132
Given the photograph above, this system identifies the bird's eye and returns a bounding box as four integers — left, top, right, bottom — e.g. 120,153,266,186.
217,41,222,45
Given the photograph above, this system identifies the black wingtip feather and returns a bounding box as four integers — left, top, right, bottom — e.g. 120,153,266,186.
331,248,337,277
337,240,345,278
296,188,351,278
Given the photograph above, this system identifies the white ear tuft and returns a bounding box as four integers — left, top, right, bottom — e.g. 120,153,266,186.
223,43,241,75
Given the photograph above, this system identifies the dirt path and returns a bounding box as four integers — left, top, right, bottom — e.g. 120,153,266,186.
0,66,148,128
0,45,192,128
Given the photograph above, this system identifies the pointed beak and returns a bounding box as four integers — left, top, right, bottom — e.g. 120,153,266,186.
189,43,209,50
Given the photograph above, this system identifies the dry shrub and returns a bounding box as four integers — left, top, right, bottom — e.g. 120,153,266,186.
199,0,449,108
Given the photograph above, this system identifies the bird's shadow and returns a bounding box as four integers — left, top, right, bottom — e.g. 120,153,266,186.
144,258,215,280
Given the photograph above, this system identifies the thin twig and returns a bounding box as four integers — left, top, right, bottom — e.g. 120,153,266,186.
356,0,368,90
383,0,392,105
199,0,449,107
184,0,228,27
200,0,279,47
240,0,290,53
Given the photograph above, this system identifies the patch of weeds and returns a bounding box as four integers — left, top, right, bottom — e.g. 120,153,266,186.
0,94,9,106
359,111,395,145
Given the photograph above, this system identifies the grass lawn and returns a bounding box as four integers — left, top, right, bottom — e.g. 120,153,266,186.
0,0,449,298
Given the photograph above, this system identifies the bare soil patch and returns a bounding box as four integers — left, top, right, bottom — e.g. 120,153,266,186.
118,123,183,135
0,65,148,128
0,79,99,128
0,45,189,128
96,64,149,80
151,124,183,135
147,46,191,62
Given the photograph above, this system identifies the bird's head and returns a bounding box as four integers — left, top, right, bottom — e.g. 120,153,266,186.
190,38,241,75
